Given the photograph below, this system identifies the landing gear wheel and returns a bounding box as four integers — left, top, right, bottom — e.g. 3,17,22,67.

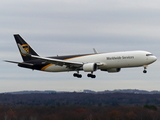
143,70,147,73
87,74,96,78
73,73,82,78
73,73,78,77
87,74,91,77
91,75,96,78
77,74,82,78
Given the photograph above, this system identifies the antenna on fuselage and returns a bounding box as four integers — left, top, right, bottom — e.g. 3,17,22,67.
93,48,98,54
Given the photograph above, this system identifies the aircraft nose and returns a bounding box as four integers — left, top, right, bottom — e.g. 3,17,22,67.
149,56,157,63
153,56,157,62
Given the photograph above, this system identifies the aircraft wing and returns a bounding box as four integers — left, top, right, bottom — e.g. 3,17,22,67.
18,44,103,69
32,55,84,67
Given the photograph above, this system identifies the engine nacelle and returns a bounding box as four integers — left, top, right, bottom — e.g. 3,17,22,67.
101,68,121,73
83,63,97,72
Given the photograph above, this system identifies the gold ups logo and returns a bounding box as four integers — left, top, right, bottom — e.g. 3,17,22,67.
21,44,30,56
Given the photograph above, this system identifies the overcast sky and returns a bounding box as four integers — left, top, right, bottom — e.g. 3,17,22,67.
0,0,160,93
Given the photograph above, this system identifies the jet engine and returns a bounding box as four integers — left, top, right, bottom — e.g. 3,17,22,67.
83,63,97,72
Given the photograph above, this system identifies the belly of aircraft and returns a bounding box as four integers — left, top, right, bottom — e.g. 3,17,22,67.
44,64,72,72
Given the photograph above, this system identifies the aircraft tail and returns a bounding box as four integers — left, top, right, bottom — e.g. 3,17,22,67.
14,34,39,62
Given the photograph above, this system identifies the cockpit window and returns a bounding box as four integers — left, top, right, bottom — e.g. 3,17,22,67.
146,54,153,56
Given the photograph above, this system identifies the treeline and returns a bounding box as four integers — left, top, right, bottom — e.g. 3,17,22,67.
0,92,160,120
0,92,160,106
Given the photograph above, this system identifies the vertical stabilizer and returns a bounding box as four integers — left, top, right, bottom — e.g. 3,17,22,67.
14,34,39,62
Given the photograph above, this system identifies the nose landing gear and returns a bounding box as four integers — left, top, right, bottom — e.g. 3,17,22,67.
143,65,148,73
143,69,147,73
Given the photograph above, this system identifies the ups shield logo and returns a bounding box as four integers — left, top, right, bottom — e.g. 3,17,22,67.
21,44,30,56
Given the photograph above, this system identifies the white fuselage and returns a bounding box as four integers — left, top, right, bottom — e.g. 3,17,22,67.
43,51,157,72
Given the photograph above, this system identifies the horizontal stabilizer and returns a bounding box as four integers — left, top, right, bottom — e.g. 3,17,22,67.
4,60,33,66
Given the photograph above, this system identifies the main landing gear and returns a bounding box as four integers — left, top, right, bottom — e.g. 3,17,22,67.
87,73,96,78
73,72,96,78
143,65,148,73
73,73,82,78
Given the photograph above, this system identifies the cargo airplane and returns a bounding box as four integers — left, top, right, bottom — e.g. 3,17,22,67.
5,34,157,78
